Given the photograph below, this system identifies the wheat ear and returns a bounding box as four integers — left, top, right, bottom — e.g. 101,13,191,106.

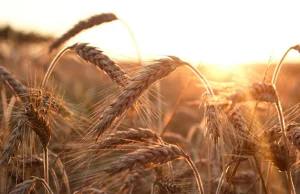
204,98,227,186
286,124,300,151
49,13,117,52
105,144,184,176
0,120,25,167
94,128,159,150
0,66,50,184
225,82,277,104
227,107,247,132
8,179,36,194
181,65,227,189
8,155,43,169
153,178,184,193
91,56,187,140
205,102,222,144
71,43,130,87
0,66,51,148
42,42,130,89
0,66,30,105
9,176,54,194
120,166,145,193
29,88,73,118
105,143,204,194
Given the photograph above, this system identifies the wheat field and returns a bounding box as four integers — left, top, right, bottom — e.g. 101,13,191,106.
1,13,300,194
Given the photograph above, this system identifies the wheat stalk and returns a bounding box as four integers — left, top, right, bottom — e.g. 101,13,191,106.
275,99,296,194
272,44,300,85
49,151,71,194
268,43,300,194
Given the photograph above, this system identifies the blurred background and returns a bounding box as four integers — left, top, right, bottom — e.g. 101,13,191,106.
1,0,300,66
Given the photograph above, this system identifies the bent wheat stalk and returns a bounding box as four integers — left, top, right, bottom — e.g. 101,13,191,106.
275,98,296,194
272,44,300,85
42,46,71,88
184,64,214,96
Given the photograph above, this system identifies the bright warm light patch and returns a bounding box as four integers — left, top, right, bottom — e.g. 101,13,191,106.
1,1,300,67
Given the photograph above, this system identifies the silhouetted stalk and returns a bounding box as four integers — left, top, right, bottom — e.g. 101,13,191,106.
275,99,295,194
272,44,299,85
42,46,71,88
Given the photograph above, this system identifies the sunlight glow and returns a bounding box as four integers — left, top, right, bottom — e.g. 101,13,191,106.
1,0,300,67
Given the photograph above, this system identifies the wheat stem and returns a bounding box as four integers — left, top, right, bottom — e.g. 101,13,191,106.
184,155,204,194
32,176,54,194
272,45,299,85
184,63,214,96
43,148,49,187
253,155,268,194
42,46,71,88
118,19,141,66
275,99,295,194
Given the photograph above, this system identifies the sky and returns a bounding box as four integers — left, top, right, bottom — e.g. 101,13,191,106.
1,0,300,66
